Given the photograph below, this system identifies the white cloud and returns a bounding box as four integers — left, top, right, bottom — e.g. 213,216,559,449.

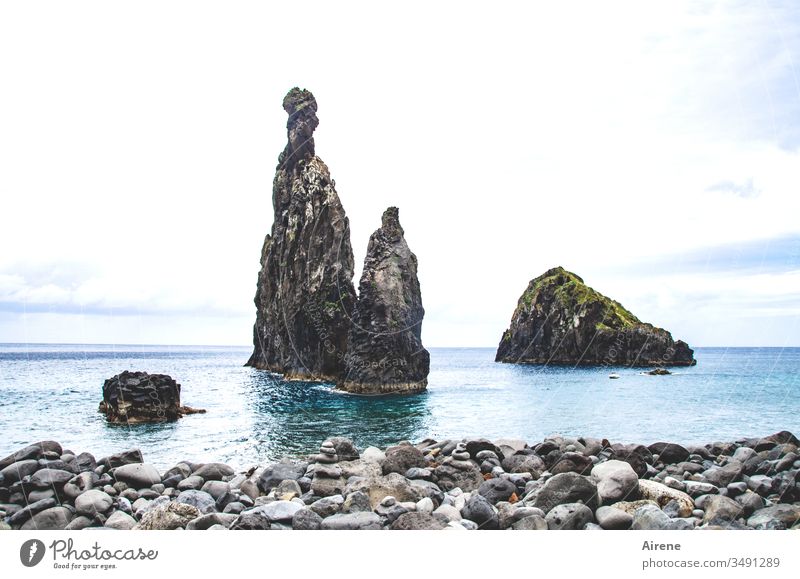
0,1,798,346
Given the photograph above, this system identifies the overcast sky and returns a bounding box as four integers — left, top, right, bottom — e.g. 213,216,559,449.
1,1,799,347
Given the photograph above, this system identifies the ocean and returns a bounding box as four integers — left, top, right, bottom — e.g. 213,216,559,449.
0,344,797,470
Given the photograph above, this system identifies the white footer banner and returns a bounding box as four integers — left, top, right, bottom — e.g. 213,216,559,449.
1,530,797,578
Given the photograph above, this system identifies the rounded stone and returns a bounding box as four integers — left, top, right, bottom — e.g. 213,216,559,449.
595,506,633,530
176,489,217,514
104,510,137,530
113,463,162,489
20,506,73,530
591,460,639,504
545,503,594,530
75,489,113,516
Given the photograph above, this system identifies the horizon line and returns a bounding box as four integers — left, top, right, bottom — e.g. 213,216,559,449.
0,342,798,349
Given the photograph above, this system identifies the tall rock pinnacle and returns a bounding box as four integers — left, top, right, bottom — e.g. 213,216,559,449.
340,207,430,394
246,88,357,380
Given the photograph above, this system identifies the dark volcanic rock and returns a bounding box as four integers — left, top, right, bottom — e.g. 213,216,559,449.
99,371,204,423
495,267,695,366
340,207,430,394
246,87,357,381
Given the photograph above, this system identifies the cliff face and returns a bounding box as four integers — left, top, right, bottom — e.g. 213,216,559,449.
496,267,695,367
246,88,357,380
340,207,430,394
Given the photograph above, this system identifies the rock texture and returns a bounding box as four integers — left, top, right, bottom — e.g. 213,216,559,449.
495,267,695,366
246,88,429,393
340,207,430,394
99,371,205,424
1,430,798,531
246,88,357,381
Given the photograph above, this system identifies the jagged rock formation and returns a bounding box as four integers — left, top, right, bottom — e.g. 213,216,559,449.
246,88,357,380
496,267,695,366
99,371,205,424
340,208,430,394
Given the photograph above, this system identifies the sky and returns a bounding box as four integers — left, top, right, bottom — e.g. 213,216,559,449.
0,1,799,347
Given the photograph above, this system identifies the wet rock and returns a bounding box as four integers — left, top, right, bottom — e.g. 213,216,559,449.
703,495,744,524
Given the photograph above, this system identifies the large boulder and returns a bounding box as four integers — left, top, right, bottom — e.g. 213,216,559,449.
529,472,599,513
99,371,204,423
258,460,307,492
0,441,62,470
75,490,113,516
20,506,73,530
460,494,499,530
381,444,426,475
113,464,162,489
591,460,639,504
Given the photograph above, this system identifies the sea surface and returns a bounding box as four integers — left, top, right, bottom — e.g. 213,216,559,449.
0,344,797,470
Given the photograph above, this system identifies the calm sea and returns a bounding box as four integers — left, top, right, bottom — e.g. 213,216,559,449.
0,344,797,469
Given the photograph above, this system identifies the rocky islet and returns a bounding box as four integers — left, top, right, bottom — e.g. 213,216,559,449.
2,431,798,531
246,88,429,394
496,267,696,367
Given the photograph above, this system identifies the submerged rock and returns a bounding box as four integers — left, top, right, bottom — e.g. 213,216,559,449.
246,87,357,381
340,207,430,394
495,267,695,366
99,371,205,424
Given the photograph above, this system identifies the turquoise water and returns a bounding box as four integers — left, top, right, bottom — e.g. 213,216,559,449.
0,345,797,469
